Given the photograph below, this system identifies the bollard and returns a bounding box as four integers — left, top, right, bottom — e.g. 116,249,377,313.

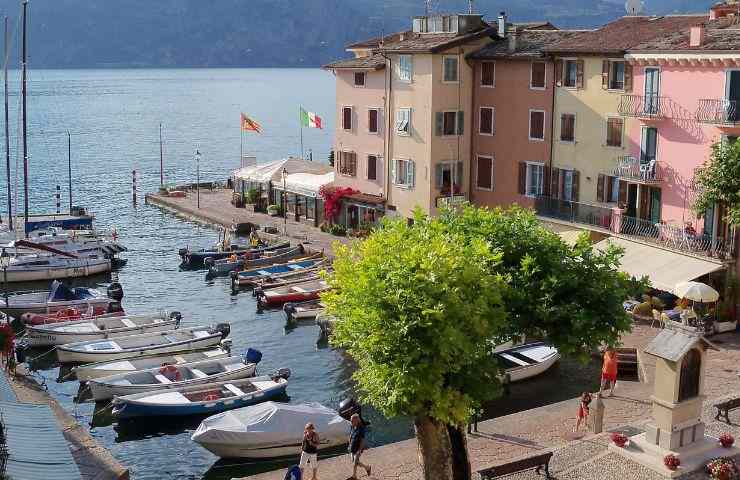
591,392,605,434
132,169,137,207
54,185,60,214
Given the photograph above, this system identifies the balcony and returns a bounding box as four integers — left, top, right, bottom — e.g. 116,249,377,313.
696,98,740,126
612,156,663,184
534,196,734,260
618,94,666,120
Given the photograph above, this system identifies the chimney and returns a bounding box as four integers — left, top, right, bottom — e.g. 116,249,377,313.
508,28,518,52
497,11,506,38
690,25,705,47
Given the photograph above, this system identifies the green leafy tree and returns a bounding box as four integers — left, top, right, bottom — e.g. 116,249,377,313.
324,206,631,480
694,139,740,225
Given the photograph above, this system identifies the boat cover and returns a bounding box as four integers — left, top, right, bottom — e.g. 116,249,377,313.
192,401,350,447
48,281,94,301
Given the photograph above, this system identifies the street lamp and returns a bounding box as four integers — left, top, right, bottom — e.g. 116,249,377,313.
195,149,202,209
281,167,288,234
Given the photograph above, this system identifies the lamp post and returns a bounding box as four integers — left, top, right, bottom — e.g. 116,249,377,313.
282,167,288,234
195,149,201,209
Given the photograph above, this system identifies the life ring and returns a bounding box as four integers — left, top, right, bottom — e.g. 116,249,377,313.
203,392,219,402
158,364,181,381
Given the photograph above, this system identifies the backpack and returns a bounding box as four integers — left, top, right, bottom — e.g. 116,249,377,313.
284,465,302,480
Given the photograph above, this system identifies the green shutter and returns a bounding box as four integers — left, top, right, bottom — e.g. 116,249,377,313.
408,161,415,186
435,112,443,136
456,111,464,135
391,159,397,184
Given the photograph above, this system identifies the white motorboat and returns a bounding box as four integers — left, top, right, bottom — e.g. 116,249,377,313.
192,401,351,459
88,351,261,401
0,241,111,283
72,346,231,382
2,227,127,257
0,280,120,319
283,299,324,322
56,324,231,364
493,342,560,382
25,311,182,347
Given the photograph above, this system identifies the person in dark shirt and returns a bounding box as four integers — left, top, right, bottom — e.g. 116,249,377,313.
300,423,320,480
349,413,371,478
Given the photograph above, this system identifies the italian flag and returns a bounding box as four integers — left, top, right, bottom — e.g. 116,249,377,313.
300,107,323,129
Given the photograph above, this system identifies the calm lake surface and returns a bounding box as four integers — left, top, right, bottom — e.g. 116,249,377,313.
2,69,599,480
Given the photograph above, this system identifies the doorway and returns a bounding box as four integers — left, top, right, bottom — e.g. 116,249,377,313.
626,184,638,218
726,70,740,122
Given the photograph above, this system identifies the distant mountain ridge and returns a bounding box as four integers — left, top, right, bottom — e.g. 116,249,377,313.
0,0,716,68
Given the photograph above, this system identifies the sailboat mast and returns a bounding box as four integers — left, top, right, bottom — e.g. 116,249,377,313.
21,0,29,237
3,16,11,231
159,123,163,187
67,130,72,212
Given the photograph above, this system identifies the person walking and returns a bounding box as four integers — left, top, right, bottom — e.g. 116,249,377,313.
349,413,371,478
300,423,320,480
601,347,618,397
573,392,592,432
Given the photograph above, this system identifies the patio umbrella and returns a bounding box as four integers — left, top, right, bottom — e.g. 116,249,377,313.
673,281,719,303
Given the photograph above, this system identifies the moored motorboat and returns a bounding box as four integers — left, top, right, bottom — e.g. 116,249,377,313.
192,401,351,459
256,279,329,310
0,280,123,319
0,244,112,283
180,240,290,269
206,245,309,278
232,259,326,290
252,272,323,297
493,342,560,382
23,307,125,327
25,311,182,347
72,346,231,382
88,349,262,401
56,324,231,364
235,260,330,289
284,299,324,322
112,369,291,419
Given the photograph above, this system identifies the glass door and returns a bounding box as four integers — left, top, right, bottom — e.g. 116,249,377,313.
726,71,740,122
644,68,660,115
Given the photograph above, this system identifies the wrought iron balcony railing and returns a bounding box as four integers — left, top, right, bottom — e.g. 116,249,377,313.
613,156,663,183
618,94,666,118
696,98,740,125
534,196,734,260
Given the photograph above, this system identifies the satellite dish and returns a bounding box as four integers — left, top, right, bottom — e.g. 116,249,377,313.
625,0,644,15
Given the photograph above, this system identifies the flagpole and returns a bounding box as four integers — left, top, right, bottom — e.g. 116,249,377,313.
299,106,304,160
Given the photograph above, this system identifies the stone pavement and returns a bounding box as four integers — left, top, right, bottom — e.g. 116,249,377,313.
236,325,740,480
145,188,350,257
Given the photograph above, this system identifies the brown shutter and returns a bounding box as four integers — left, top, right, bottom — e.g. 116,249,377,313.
518,162,526,195
597,174,605,202
624,62,633,92
555,59,563,87
618,180,628,205
572,170,580,202
602,60,609,89
576,60,584,89
606,175,614,202
550,168,560,199
543,165,551,196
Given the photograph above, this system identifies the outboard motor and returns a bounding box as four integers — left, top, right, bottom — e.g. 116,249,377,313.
169,311,182,326
178,247,189,258
243,348,263,365
204,257,215,267
107,282,124,301
283,302,296,319
271,368,291,381
106,301,123,314
338,398,363,421
221,338,233,354
253,287,263,298
14,341,28,364
214,323,231,339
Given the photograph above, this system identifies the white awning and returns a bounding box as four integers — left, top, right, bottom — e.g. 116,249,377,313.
593,237,725,292
232,159,289,184
273,172,335,198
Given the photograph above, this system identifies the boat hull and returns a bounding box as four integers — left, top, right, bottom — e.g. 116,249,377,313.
3,298,114,319
259,291,321,308
0,259,111,283
196,435,347,459
26,318,179,347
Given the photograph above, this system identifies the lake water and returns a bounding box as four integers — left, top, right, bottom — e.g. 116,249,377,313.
3,69,600,480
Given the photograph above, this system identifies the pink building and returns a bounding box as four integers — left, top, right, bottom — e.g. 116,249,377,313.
622,6,740,256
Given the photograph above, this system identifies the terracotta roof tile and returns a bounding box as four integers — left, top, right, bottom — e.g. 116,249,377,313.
322,53,386,70
469,30,583,59
378,26,496,53
545,15,708,54
629,17,740,52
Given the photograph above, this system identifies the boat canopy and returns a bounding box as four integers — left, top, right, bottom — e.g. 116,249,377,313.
48,281,93,301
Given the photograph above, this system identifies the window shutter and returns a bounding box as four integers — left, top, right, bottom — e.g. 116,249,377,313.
606,175,614,201
555,59,563,86
624,62,633,92
435,163,444,188
435,112,443,136
550,168,560,199
391,159,397,184
408,161,415,187
518,162,526,195
597,174,605,202
542,165,551,196
576,60,584,89
618,180,628,205
456,111,464,135
602,60,609,90
456,162,463,189
572,170,580,202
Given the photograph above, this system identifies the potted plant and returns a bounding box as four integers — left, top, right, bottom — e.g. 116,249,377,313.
611,432,628,448
707,457,739,480
664,454,680,471
720,433,735,448
267,204,280,216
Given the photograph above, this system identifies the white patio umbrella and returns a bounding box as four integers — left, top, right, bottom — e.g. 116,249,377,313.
673,281,719,303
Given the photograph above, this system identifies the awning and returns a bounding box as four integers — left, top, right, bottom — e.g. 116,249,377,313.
594,237,725,292
273,172,335,198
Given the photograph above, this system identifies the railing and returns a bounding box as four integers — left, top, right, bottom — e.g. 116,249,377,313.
618,94,666,118
613,156,663,183
696,98,739,125
534,196,735,260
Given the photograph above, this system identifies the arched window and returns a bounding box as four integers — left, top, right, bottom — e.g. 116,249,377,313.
678,349,701,402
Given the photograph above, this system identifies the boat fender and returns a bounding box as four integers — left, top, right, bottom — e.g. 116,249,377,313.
284,465,302,480
271,368,291,382
244,348,262,365
214,323,231,339
107,282,124,301
159,364,181,381
221,339,233,354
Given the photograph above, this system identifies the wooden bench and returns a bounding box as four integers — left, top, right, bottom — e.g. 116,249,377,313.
715,398,740,423
478,451,553,479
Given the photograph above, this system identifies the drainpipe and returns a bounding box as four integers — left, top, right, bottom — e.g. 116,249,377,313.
467,53,476,203
381,52,393,212
548,55,557,198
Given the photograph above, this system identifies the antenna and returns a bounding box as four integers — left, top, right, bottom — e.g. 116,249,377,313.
425,0,432,16
625,0,644,15
468,0,474,14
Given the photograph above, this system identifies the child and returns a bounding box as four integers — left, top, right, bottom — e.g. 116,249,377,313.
574,392,592,432
600,347,618,397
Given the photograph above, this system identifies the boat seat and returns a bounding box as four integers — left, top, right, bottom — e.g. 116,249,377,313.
287,265,304,270
498,353,530,367
224,384,245,396
120,318,136,328
154,374,173,384
190,369,208,379
193,330,210,339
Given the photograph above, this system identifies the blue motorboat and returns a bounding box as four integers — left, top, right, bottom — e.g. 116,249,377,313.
179,240,290,269
111,369,290,419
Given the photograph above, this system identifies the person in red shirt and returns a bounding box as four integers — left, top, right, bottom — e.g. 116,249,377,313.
573,392,592,432
601,347,618,397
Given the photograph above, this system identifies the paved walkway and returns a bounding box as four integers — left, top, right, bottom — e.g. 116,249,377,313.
236,324,740,480
145,188,350,257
